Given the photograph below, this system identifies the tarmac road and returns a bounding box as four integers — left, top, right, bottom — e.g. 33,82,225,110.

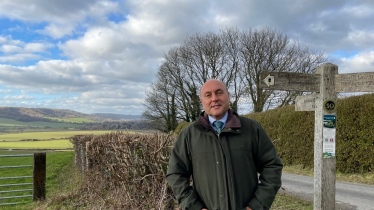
281,173,374,210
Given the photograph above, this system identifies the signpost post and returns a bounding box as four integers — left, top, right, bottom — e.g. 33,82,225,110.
260,63,374,210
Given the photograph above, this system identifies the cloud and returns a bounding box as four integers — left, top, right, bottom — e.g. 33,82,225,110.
42,96,145,115
339,51,374,73
3,95,35,100
24,42,54,53
0,0,120,38
0,36,7,43
58,24,162,83
0,90,13,94
0,44,22,53
37,23,76,39
345,31,374,49
0,59,150,95
0,54,41,63
0,36,54,63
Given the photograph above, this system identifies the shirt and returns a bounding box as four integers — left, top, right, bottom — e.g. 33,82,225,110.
208,111,228,131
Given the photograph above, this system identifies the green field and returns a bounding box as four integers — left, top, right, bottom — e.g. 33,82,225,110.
45,117,96,123
0,130,117,141
0,140,73,149
0,151,74,209
0,118,81,128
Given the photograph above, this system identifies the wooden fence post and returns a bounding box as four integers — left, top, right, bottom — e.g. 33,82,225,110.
86,141,92,172
314,63,338,210
33,153,46,201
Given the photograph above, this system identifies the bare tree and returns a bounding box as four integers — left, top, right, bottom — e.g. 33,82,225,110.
142,27,327,131
142,69,178,132
221,28,247,112
239,27,326,112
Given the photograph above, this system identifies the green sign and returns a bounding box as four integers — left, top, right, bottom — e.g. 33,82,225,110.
323,115,336,158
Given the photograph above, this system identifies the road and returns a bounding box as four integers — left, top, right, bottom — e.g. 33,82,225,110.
281,173,374,210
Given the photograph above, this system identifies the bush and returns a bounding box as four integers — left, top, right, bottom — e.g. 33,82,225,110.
174,121,192,135
245,94,374,173
71,131,177,209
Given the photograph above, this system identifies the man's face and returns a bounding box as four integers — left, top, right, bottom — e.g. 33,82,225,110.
200,80,230,120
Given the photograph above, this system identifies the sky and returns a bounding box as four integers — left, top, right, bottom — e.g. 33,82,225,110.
0,0,373,115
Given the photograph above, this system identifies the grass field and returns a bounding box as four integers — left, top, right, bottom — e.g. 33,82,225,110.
0,118,80,129
44,117,96,123
0,130,118,142
0,140,73,149
0,151,74,209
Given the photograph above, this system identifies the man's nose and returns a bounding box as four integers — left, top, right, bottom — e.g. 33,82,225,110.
211,93,218,101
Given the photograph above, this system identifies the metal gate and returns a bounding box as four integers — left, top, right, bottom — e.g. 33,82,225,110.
0,154,34,206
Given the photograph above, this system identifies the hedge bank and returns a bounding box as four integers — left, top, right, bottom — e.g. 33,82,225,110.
247,94,374,173
70,132,177,209
175,94,374,173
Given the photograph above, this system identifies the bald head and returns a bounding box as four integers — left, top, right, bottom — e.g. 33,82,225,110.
200,79,230,120
200,79,227,97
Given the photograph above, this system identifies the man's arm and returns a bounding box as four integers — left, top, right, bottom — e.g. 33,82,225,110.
248,123,283,210
166,130,205,210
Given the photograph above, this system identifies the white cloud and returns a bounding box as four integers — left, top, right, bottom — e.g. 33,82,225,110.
0,59,148,97
0,44,22,53
3,95,35,100
0,90,12,94
0,36,7,43
0,54,41,63
24,42,54,53
345,31,374,49
0,0,120,38
339,51,374,73
342,4,374,18
39,24,76,39
0,36,54,63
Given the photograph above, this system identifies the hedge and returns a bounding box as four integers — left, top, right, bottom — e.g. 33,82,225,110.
246,94,374,173
175,94,374,173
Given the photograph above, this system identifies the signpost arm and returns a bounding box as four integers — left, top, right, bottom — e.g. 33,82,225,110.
314,63,338,210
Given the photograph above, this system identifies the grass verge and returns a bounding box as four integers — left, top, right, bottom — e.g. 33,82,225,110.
283,164,374,185
271,190,313,210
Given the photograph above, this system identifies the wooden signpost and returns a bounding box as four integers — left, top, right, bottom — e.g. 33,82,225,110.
260,63,374,210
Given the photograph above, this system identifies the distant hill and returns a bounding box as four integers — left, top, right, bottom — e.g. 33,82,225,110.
0,107,109,122
93,113,144,120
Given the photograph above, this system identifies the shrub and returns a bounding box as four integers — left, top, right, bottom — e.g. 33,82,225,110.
71,131,177,209
244,93,374,173
174,121,192,135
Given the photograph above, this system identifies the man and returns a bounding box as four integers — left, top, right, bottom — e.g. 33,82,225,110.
166,79,283,210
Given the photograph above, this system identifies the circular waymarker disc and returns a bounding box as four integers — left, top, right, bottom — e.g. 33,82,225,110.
323,99,336,113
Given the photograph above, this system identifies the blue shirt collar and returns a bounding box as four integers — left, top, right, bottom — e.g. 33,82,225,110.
208,112,228,129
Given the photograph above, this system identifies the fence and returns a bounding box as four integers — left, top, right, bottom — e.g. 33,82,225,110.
0,153,46,206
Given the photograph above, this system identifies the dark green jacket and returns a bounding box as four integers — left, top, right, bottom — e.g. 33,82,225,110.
166,110,283,210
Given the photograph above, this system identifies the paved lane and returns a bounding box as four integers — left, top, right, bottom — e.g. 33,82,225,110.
281,173,374,210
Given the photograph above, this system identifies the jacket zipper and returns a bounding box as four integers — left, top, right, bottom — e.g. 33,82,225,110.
216,129,236,210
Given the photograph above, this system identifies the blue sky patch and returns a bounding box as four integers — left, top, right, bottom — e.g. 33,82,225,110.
331,50,359,59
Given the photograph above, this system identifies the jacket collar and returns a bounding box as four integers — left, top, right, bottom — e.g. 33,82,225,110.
197,109,241,130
